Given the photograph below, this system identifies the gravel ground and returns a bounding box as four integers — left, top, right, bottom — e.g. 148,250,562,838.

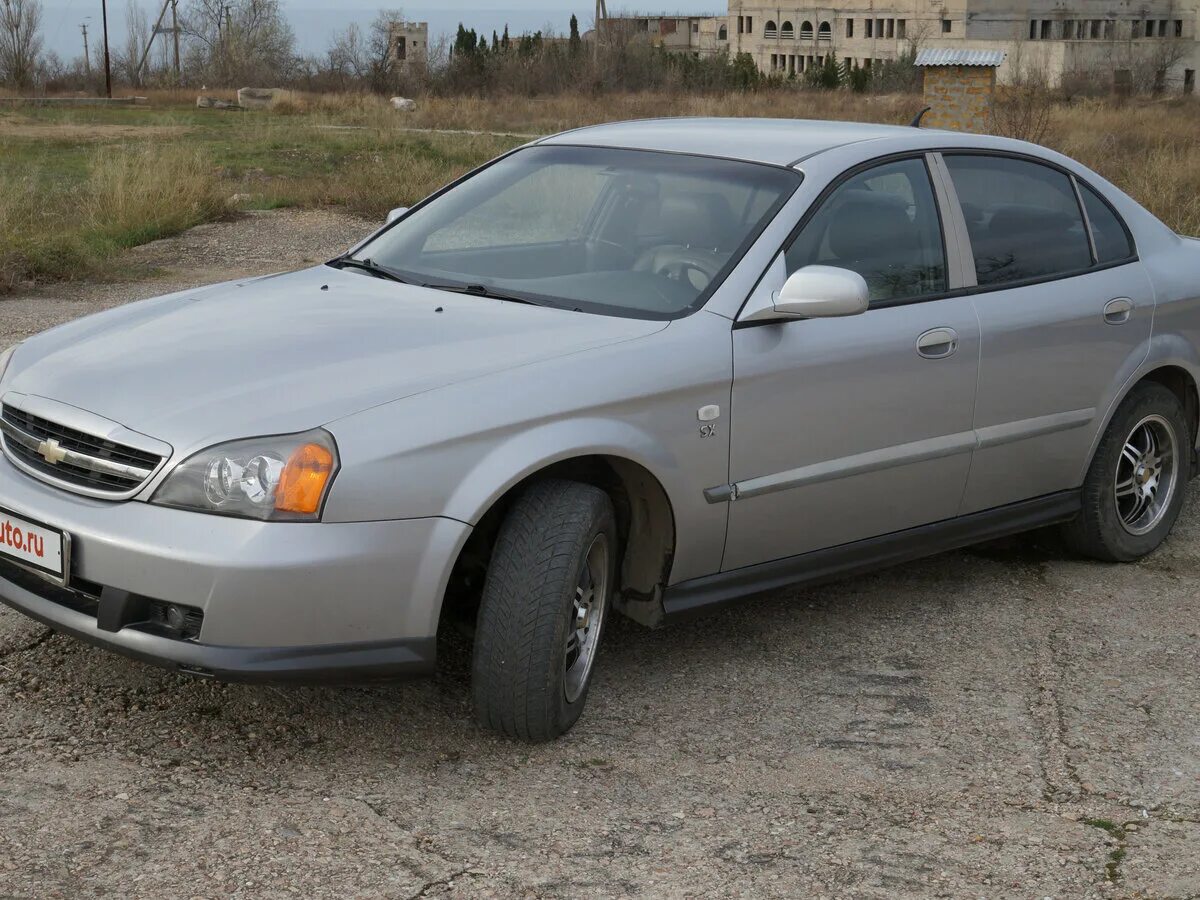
1,210,1199,899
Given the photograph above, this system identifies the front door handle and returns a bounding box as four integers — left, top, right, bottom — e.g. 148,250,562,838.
917,327,958,359
1104,297,1134,325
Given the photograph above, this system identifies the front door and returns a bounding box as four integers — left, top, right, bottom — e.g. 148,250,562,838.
723,156,981,571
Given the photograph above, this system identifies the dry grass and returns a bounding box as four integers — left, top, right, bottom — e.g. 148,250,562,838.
256,89,924,133
254,132,520,218
0,144,227,291
1043,98,1200,236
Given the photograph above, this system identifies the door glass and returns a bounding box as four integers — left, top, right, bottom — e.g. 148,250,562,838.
784,157,947,303
943,154,1092,286
1078,182,1135,263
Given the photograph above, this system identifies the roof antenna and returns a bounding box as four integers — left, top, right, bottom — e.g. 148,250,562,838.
910,106,931,128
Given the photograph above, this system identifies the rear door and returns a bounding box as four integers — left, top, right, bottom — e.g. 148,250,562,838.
933,152,1154,513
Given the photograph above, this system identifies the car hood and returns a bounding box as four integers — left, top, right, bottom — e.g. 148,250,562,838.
4,266,668,450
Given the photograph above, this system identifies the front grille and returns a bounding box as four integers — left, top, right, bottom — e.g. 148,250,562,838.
0,405,163,495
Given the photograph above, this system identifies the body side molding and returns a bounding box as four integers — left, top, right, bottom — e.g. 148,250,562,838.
705,409,1096,504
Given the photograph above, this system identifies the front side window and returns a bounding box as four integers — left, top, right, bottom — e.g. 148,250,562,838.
785,157,947,304
1078,182,1135,263
351,145,799,319
943,154,1092,287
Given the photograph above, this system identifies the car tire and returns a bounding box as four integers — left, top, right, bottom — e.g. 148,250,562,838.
1062,382,1190,562
471,479,617,742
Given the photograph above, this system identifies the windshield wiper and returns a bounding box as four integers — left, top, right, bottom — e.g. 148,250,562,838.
328,256,411,284
422,281,546,307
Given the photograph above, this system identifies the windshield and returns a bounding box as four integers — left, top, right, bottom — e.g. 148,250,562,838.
349,145,800,319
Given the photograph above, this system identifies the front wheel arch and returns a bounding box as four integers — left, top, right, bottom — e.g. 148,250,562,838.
440,455,677,634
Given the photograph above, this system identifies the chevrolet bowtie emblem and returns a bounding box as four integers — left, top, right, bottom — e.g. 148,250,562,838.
38,438,68,465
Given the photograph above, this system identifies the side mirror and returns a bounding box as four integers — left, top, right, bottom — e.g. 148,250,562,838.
386,206,409,224
772,266,868,319
771,265,869,319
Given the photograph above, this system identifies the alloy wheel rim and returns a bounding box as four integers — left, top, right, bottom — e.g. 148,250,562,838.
1115,414,1177,536
564,534,609,704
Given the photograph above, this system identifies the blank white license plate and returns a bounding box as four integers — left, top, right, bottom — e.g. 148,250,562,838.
0,506,66,582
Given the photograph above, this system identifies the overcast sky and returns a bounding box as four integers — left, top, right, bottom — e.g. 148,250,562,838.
41,1,719,61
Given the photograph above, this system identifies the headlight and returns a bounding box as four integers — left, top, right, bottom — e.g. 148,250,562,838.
152,429,339,521
0,344,19,386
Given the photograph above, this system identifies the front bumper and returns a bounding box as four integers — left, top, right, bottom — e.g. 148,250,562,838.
0,453,471,681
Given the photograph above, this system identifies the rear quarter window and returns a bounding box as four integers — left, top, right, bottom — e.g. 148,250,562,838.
944,154,1092,287
1078,182,1135,263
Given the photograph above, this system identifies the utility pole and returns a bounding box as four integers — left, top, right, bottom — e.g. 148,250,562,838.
81,22,91,80
170,0,181,83
139,0,183,85
594,0,607,62
224,4,234,77
100,0,113,97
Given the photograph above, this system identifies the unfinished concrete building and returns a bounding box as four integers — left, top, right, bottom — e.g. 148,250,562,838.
596,15,730,57
616,0,1199,89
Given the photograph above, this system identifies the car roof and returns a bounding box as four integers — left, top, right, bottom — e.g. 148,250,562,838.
536,117,919,167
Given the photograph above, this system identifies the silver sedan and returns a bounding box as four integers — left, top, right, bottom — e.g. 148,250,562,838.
2,118,1198,741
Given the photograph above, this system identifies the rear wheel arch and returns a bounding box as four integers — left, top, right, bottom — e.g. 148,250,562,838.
1139,365,1199,462
1084,364,1200,482
440,454,677,633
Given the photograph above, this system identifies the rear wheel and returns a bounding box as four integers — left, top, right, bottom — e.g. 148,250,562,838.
1062,382,1190,561
471,479,617,742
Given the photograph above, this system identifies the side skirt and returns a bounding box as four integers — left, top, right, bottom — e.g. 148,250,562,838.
662,490,1081,622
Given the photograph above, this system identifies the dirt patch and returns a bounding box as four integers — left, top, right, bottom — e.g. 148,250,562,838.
0,119,195,142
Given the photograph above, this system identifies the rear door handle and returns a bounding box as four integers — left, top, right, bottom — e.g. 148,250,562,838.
917,327,958,359
1104,297,1134,325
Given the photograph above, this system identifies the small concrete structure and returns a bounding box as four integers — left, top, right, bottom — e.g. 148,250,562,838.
914,48,1005,133
389,97,417,111
196,96,241,110
236,87,277,109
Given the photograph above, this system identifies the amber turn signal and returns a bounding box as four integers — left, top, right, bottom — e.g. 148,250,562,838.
275,443,335,515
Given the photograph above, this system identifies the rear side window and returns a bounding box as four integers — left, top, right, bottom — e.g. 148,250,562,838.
1079,182,1135,263
785,157,947,304
944,154,1091,287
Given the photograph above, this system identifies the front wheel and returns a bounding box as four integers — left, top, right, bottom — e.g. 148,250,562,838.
471,479,617,742
1062,382,1190,561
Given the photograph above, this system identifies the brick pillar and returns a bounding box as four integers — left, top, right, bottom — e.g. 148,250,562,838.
921,65,996,132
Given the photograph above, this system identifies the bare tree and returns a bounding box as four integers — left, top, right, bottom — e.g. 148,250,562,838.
328,10,409,93
365,10,407,92
112,0,150,86
182,0,295,85
327,22,369,87
0,0,43,88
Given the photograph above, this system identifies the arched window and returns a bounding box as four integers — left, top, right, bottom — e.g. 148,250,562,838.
799,20,814,39
718,23,728,40
764,19,778,38
818,21,832,40
780,20,795,39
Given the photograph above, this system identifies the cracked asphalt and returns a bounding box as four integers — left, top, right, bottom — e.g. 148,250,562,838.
2,211,1198,898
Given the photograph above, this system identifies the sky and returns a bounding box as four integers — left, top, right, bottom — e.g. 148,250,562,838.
40,0,719,62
